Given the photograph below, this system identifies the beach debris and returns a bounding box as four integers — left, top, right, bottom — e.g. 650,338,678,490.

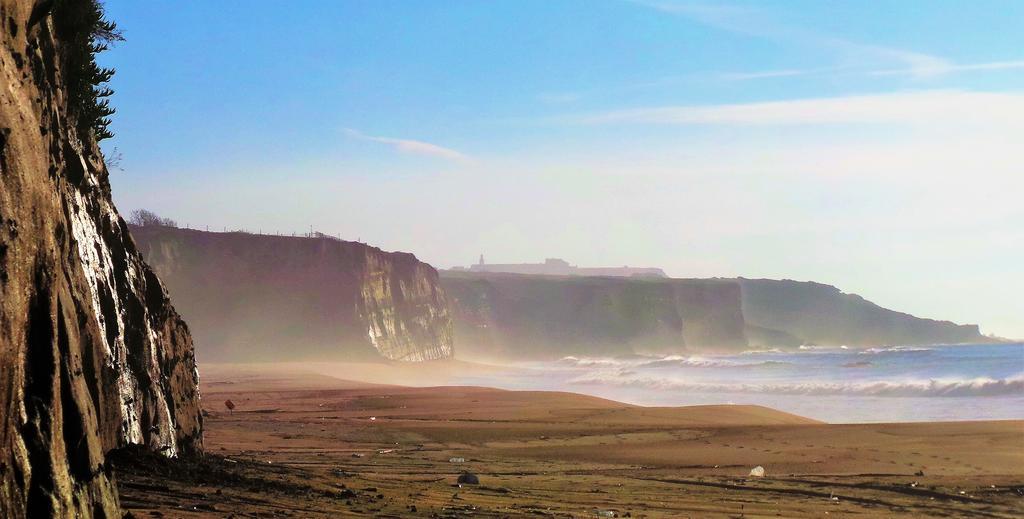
914,469,925,476
377,449,395,454
449,457,466,463
369,416,377,421
457,472,480,486
594,510,616,517
224,399,235,414
749,465,765,477
829,491,839,502
351,453,364,458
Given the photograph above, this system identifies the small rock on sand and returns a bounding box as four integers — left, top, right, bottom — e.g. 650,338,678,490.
457,473,479,485
749,465,766,477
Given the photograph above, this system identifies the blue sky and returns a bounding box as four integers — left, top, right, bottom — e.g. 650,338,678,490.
101,1,1023,338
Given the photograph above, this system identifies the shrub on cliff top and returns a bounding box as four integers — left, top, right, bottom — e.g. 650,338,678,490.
52,0,123,142
129,209,177,228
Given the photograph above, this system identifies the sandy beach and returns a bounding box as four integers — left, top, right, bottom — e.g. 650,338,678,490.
112,363,1024,517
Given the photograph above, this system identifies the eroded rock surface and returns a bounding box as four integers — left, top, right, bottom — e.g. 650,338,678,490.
0,2,202,516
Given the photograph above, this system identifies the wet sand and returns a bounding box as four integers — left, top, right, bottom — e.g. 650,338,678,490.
116,363,1024,517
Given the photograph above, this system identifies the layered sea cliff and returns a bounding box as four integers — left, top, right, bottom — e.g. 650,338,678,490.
133,227,454,362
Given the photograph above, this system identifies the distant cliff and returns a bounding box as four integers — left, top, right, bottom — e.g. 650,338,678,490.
440,272,748,359
1,2,201,516
439,272,992,359
132,227,454,362
735,278,988,347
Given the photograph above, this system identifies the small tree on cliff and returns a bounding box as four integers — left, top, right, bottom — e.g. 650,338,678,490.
52,0,124,142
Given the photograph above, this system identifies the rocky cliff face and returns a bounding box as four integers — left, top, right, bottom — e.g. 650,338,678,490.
0,2,202,517
132,226,454,362
736,278,988,347
440,272,748,359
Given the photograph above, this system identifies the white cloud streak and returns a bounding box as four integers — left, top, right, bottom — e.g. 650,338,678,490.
632,1,1023,81
568,90,1024,126
871,59,1024,78
344,129,470,163
833,41,953,79
722,59,1024,82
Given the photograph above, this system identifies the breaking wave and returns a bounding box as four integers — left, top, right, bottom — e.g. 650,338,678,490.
858,346,934,355
636,355,736,368
558,356,629,367
569,370,1024,397
798,345,848,351
559,355,789,369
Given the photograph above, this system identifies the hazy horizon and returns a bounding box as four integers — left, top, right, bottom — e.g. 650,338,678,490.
100,0,1023,338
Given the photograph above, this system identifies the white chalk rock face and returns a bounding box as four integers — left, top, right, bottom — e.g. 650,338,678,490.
0,3,202,516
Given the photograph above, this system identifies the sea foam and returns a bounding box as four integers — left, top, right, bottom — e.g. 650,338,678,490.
568,370,1024,397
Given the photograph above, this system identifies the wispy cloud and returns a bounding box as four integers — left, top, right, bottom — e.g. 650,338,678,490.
871,59,1024,78
631,1,1021,81
831,41,953,79
344,129,470,163
566,90,1024,126
631,1,759,31
718,58,1024,83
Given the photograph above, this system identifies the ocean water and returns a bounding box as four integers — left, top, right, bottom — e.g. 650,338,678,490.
456,343,1024,423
